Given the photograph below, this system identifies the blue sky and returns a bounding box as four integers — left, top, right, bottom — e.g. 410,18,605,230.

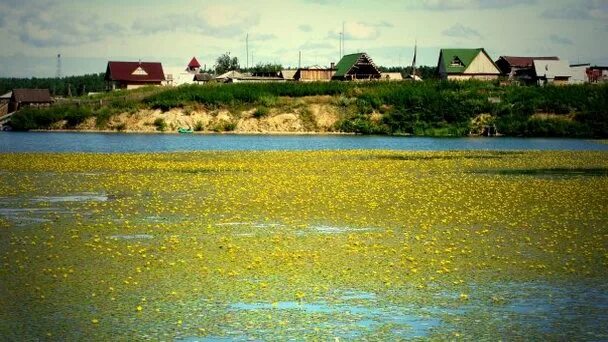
0,0,606,77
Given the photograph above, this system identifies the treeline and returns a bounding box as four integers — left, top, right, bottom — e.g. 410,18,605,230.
0,73,106,97
377,66,438,80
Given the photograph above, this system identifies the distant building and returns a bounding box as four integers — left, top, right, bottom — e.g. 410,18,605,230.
332,53,381,81
105,61,165,90
8,89,53,112
165,57,203,86
495,56,559,84
437,48,500,81
0,91,11,116
280,69,298,81
587,66,608,83
570,63,591,84
294,66,335,82
214,70,246,83
186,57,201,73
193,73,213,84
380,72,403,81
533,60,572,85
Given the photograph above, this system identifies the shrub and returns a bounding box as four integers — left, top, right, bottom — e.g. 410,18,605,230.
193,121,204,131
253,106,270,118
153,118,167,132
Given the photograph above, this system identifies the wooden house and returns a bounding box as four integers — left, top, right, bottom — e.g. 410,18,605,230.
8,89,53,113
193,73,213,84
280,69,297,81
332,53,381,81
380,72,403,81
105,61,165,90
294,66,335,82
495,56,559,84
0,91,11,116
437,48,500,81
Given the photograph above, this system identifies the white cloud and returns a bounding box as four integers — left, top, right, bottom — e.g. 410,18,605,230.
542,0,608,20
442,23,482,38
411,0,535,10
549,34,573,46
327,21,386,40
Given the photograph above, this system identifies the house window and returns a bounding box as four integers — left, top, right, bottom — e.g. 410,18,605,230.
450,57,463,67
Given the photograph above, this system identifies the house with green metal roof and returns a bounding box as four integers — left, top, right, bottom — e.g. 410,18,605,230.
332,53,381,81
437,48,500,81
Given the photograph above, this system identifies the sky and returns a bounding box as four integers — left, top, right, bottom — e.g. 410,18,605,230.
0,0,606,77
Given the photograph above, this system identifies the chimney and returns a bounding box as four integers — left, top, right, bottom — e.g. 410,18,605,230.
330,62,335,70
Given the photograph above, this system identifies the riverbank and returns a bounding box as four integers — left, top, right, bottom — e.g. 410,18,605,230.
7,81,608,137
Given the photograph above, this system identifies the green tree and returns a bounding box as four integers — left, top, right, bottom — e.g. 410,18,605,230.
214,53,239,75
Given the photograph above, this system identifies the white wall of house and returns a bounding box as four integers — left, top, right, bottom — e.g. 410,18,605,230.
570,65,589,84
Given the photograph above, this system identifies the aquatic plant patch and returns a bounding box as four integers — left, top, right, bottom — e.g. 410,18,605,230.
0,150,606,340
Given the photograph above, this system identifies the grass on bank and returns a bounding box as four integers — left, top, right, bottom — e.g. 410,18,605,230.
8,81,608,137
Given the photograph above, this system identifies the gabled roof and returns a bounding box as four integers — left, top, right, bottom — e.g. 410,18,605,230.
105,61,165,82
499,56,559,68
11,89,52,103
215,70,245,80
280,69,297,80
533,60,572,78
193,73,213,82
0,91,12,99
439,48,498,74
188,57,201,68
333,53,379,78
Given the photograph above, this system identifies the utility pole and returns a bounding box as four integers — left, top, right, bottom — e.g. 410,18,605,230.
339,32,342,61
246,34,249,69
298,51,301,69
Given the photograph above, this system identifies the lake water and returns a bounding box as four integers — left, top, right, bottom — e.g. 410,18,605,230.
0,132,607,153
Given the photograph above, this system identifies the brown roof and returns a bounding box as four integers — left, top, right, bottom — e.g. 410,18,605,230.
193,73,212,81
188,57,201,68
105,61,165,82
499,56,559,68
11,89,52,103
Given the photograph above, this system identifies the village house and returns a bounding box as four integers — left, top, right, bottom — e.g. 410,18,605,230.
294,65,336,82
105,61,165,90
0,91,11,116
570,63,590,84
533,59,572,85
332,53,381,81
380,72,404,81
193,73,213,84
437,48,500,81
164,57,203,87
8,89,53,113
587,66,608,83
495,56,559,84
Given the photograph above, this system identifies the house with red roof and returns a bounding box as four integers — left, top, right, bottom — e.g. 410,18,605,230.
105,61,165,90
186,57,201,73
495,56,559,84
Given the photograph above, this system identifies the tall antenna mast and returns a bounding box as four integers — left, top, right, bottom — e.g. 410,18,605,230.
56,53,62,79
298,51,301,69
339,31,342,61
342,21,345,57
411,40,417,78
246,34,249,69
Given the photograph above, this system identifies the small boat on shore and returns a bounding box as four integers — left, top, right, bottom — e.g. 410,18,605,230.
177,127,193,134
